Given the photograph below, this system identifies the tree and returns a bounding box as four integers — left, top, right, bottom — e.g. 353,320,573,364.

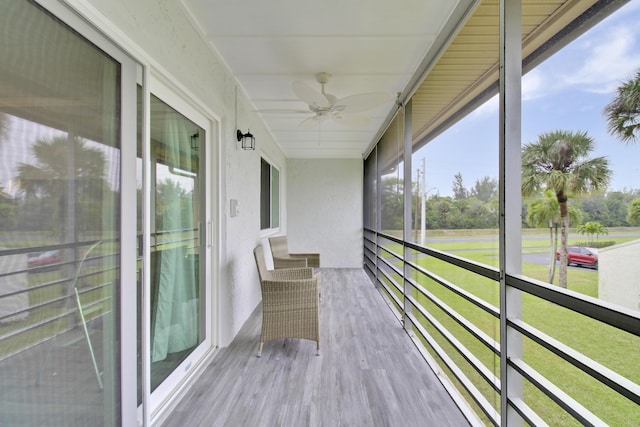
627,198,640,225
526,190,581,283
603,192,628,226
604,69,640,144
16,136,107,236
522,130,611,288
470,176,497,202
380,176,404,231
577,221,608,245
452,172,467,200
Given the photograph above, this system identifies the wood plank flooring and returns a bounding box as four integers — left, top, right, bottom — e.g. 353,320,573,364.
161,268,470,427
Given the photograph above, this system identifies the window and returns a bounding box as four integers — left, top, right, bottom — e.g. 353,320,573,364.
260,158,280,230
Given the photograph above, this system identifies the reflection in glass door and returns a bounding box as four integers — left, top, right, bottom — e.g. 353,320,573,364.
0,1,134,425
149,94,205,393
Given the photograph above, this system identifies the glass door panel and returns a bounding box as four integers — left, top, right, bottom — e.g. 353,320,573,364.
0,1,123,425
148,94,205,393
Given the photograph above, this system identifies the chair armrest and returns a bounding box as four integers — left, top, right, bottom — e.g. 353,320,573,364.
261,278,319,301
290,253,320,268
273,256,307,269
268,267,313,281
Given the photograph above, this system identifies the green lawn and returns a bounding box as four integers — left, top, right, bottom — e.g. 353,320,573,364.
379,229,640,426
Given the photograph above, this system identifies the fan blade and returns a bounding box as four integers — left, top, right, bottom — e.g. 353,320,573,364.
332,113,372,127
292,81,330,108
297,116,321,130
255,108,311,114
334,92,390,113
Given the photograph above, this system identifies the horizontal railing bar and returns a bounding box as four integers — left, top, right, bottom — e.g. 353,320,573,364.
0,276,69,299
378,245,403,263
363,233,376,245
0,308,76,342
376,253,403,278
406,258,500,318
375,230,403,246
377,266,404,298
406,311,500,426
508,397,549,427
364,262,374,276
0,326,73,363
77,281,112,295
509,357,606,427
363,251,376,267
80,296,112,314
406,276,500,355
0,312,108,363
404,240,500,281
153,227,198,236
150,237,198,249
406,294,501,393
377,276,403,313
507,274,640,336
0,293,70,323
0,239,109,257
509,318,640,405
0,291,111,338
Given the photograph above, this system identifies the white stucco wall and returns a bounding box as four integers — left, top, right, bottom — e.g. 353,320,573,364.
598,240,640,312
76,0,287,347
286,159,363,268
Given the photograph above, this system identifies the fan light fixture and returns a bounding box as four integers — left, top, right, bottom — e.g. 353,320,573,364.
236,129,255,150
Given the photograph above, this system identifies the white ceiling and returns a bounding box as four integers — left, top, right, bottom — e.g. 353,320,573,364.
181,0,468,158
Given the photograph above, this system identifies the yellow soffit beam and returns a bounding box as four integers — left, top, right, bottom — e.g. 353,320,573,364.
410,0,600,147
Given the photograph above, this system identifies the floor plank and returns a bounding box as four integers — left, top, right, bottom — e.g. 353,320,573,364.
161,268,470,427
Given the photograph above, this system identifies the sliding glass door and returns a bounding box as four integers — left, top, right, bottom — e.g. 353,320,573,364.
149,93,206,392
137,86,213,419
0,0,138,424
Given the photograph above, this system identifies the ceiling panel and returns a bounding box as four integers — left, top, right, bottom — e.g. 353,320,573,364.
182,0,468,158
181,0,617,159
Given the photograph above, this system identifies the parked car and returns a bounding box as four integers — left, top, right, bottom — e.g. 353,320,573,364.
556,246,598,269
28,250,62,268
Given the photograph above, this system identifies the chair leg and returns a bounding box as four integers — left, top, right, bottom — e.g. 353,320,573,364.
316,341,320,356
257,342,263,358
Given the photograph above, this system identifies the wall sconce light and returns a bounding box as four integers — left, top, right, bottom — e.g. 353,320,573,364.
236,129,255,150
190,131,200,151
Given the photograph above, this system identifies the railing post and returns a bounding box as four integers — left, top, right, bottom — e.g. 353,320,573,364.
499,0,524,425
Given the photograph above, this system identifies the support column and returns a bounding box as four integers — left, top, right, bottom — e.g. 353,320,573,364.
402,101,413,330
499,0,524,425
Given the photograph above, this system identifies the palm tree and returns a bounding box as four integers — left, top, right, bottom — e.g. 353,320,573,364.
577,221,608,245
16,136,106,236
604,69,640,144
526,189,581,283
522,130,611,288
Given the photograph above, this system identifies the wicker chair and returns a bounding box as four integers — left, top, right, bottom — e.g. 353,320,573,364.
253,245,320,357
268,235,320,269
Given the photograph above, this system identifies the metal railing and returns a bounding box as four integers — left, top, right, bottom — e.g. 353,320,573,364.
0,240,117,363
364,227,640,426
0,227,200,364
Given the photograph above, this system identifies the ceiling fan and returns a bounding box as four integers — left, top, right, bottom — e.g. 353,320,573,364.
261,72,390,130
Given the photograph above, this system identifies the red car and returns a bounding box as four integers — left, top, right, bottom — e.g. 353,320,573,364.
28,250,62,268
556,246,598,269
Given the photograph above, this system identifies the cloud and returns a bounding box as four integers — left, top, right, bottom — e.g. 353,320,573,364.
564,25,640,93
522,69,549,101
523,5,640,100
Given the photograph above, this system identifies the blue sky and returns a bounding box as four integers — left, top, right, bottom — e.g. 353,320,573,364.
417,0,640,197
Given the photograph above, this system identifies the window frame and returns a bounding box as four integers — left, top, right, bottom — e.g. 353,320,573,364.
260,156,280,232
